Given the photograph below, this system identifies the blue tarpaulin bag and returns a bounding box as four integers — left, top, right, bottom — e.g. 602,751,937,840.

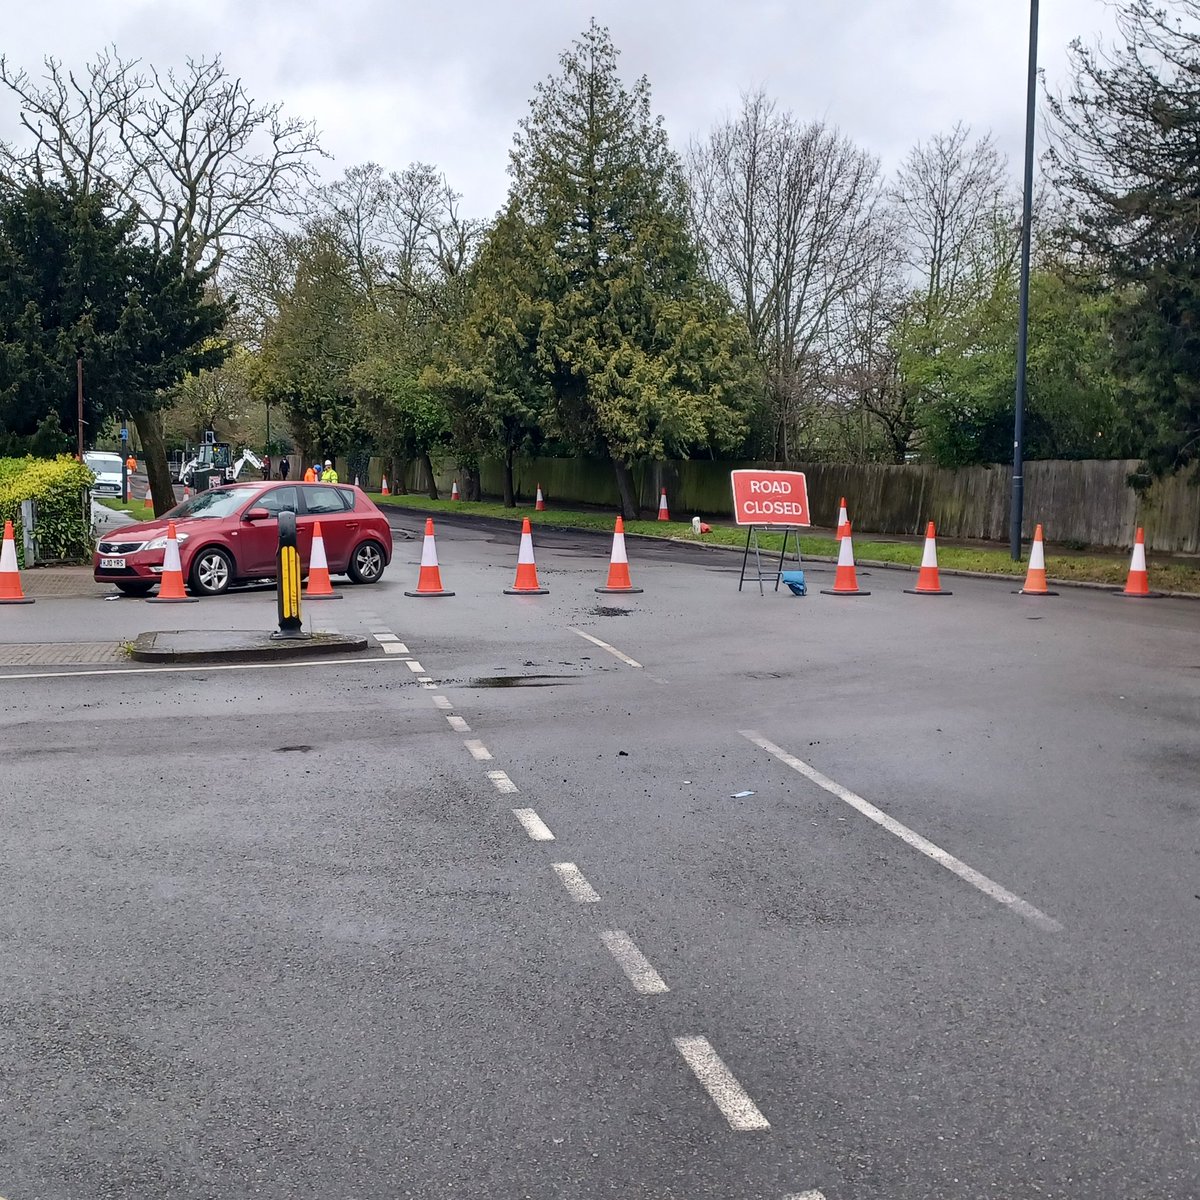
780,569,807,596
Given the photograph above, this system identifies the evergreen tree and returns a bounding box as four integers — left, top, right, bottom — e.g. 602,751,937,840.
1049,0,1200,481
476,21,754,517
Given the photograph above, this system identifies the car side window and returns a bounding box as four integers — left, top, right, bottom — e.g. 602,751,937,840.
257,486,299,515
302,485,349,515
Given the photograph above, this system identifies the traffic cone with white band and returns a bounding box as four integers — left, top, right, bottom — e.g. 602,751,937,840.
381,475,390,496
304,521,340,599
1118,527,1163,598
595,516,643,594
836,497,850,539
146,521,197,603
1017,524,1058,596
451,481,460,502
535,483,545,511
820,523,870,596
904,522,952,595
504,518,549,595
405,519,454,597
0,520,33,604
657,489,670,521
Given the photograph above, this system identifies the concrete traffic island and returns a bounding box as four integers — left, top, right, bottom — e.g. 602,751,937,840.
130,629,369,664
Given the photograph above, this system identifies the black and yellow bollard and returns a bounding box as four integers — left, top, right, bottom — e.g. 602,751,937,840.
271,510,308,640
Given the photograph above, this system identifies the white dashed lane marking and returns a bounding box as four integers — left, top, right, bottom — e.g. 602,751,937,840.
464,739,493,761
373,633,399,642
741,731,1062,933
569,627,643,668
446,715,471,733
406,660,426,673
552,862,601,903
380,643,406,655
487,770,519,794
599,931,669,995
431,695,453,710
783,1192,827,1199
673,1036,770,1131
511,808,555,841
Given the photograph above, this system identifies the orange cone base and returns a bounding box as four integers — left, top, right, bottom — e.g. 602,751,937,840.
0,596,34,605
1115,590,1165,599
1014,587,1059,596
146,592,198,604
304,591,343,600
820,588,871,597
904,586,953,596
405,587,455,598
504,585,549,595
595,584,643,594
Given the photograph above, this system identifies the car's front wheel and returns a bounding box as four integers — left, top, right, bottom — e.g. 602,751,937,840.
347,539,386,584
189,546,234,596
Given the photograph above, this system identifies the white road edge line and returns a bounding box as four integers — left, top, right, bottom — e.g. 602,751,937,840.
673,1036,770,1131
446,715,471,733
599,930,669,995
464,739,493,761
552,862,601,902
740,731,1063,934
487,770,519,794
511,808,555,841
431,695,453,710
0,657,408,682
569,627,643,669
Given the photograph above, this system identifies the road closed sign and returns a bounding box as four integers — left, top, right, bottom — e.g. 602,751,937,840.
731,469,811,527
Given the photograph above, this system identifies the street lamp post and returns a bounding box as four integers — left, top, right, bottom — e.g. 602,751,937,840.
75,345,85,460
1010,0,1040,561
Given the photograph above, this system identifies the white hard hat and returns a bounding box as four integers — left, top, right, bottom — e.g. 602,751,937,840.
324,459,332,467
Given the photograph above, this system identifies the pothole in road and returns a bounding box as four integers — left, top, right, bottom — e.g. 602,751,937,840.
275,744,314,752
589,605,632,617
469,675,577,688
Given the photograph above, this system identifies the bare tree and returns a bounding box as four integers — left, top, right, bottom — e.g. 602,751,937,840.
688,91,887,462
0,48,324,510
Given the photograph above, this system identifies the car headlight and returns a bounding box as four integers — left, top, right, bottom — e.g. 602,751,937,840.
141,533,189,550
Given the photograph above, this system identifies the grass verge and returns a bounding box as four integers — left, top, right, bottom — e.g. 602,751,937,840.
96,497,156,518
374,492,1200,594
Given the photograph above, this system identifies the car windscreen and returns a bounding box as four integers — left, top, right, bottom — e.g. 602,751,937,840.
168,487,260,519
84,455,122,472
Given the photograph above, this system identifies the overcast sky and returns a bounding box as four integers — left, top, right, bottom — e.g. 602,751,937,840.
1,0,1120,219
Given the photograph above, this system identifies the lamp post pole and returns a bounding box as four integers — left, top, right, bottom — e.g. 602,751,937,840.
1010,0,1040,561
75,346,85,460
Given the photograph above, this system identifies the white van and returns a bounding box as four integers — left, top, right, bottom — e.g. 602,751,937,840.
83,451,124,497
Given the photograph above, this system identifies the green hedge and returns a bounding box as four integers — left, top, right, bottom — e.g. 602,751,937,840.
0,455,94,566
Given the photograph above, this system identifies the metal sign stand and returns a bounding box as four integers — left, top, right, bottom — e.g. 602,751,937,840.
737,524,803,595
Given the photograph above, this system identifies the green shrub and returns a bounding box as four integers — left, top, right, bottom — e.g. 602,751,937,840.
0,455,94,565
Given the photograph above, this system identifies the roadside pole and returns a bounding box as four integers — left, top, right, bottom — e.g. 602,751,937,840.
272,510,307,640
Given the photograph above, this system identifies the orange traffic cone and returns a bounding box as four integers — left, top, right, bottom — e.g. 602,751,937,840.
354,476,361,488
904,522,952,595
820,523,870,596
836,496,850,539
144,484,153,508
1118,527,1163,599
381,475,390,496
596,516,643,594
1017,524,1058,596
535,484,545,511
405,518,455,597
451,481,460,502
304,521,341,599
657,489,670,521
504,518,549,594
183,486,191,499
146,521,197,603
0,519,34,604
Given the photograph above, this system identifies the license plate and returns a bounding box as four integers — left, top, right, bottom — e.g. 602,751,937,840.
100,557,126,569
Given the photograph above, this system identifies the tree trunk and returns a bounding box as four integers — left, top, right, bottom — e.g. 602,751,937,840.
421,452,439,499
613,457,640,520
465,465,482,501
503,446,515,508
132,410,176,517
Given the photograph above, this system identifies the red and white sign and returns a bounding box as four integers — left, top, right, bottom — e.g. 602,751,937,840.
730,470,811,527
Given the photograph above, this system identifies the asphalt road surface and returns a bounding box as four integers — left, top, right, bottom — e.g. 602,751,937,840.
1,512,1197,1200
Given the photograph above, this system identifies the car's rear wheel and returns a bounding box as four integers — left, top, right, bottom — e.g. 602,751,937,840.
189,546,234,596
347,539,386,584
115,581,154,597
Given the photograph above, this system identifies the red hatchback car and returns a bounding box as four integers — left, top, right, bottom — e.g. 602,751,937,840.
93,481,394,597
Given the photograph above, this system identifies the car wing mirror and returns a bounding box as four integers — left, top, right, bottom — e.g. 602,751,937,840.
243,507,271,522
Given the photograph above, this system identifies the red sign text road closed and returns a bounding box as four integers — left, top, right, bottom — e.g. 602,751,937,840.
730,469,811,527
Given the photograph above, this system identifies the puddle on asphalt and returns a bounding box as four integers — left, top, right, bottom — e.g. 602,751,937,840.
469,675,577,688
